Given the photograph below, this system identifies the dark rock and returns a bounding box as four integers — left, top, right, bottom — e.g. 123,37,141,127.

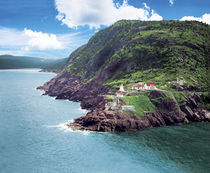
180,105,194,116
38,72,209,133
205,113,210,121
37,71,110,110
68,109,189,132
149,90,182,113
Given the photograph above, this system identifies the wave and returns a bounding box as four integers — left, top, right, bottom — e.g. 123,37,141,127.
46,120,91,136
78,107,88,114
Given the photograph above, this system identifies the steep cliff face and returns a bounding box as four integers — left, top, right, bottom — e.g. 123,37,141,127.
68,90,210,132
38,20,210,132
38,71,109,110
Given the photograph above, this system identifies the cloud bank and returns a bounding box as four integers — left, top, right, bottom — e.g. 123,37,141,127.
55,0,163,28
0,27,88,58
24,29,62,50
180,13,210,25
0,28,62,50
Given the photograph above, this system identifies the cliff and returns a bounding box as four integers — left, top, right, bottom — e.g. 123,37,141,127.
38,20,210,132
68,91,210,132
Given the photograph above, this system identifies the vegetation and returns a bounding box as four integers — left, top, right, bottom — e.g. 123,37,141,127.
102,95,114,100
64,20,209,93
171,91,188,105
61,20,209,109
120,95,156,117
0,55,68,70
201,92,210,110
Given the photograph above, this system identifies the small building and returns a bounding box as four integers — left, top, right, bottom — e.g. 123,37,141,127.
122,105,135,111
131,84,143,90
115,84,127,97
105,95,122,111
116,91,125,97
119,84,125,92
144,83,156,90
105,102,119,111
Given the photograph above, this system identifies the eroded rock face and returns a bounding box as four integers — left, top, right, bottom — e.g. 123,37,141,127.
68,110,190,132
38,73,209,132
37,71,109,110
37,72,82,97
149,90,182,113
68,90,209,132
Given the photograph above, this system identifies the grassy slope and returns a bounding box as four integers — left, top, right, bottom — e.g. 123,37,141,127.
121,95,156,117
65,20,209,91
104,21,209,91
62,20,210,114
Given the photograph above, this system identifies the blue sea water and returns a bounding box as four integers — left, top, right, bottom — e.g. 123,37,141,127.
0,69,209,173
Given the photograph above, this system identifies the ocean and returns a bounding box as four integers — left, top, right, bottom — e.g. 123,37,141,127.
0,69,209,173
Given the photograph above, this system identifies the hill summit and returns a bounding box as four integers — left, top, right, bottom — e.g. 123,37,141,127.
66,20,210,91
38,20,210,132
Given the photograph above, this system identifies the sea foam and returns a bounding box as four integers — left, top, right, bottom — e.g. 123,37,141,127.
46,120,91,136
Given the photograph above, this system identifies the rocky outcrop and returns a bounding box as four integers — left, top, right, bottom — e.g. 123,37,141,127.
38,73,209,132
36,20,210,132
37,71,110,110
68,90,209,132
68,109,190,132
180,93,210,122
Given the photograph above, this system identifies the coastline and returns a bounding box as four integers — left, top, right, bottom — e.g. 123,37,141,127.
1,69,210,173
37,71,210,132
38,69,60,74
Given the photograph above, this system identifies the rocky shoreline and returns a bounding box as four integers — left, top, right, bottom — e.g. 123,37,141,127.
37,71,210,132
68,91,210,132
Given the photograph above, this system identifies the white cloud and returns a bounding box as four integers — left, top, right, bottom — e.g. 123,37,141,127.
169,0,174,6
55,0,163,28
180,13,210,25
149,10,163,21
0,27,88,58
24,29,62,50
0,27,62,50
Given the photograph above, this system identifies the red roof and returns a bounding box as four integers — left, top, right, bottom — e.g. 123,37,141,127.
132,84,143,87
146,83,155,86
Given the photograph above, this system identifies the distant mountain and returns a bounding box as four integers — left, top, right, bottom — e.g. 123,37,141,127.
0,55,68,72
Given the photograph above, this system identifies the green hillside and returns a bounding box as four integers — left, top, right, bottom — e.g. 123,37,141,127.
0,55,68,71
65,20,210,92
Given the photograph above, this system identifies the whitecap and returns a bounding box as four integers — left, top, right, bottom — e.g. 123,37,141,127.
78,107,88,114
46,120,91,136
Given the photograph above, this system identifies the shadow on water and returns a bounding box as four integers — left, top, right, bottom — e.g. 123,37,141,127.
98,123,210,173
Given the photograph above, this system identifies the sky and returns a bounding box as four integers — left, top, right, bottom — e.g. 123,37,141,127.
0,0,209,58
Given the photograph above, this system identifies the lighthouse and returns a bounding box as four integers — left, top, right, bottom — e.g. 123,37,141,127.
119,84,125,92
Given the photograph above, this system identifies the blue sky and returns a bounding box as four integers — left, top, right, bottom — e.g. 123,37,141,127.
0,0,209,58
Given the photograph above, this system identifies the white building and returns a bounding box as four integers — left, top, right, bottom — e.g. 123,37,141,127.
116,92,125,97
119,84,125,92
122,105,135,111
131,84,143,90
144,83,156,90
